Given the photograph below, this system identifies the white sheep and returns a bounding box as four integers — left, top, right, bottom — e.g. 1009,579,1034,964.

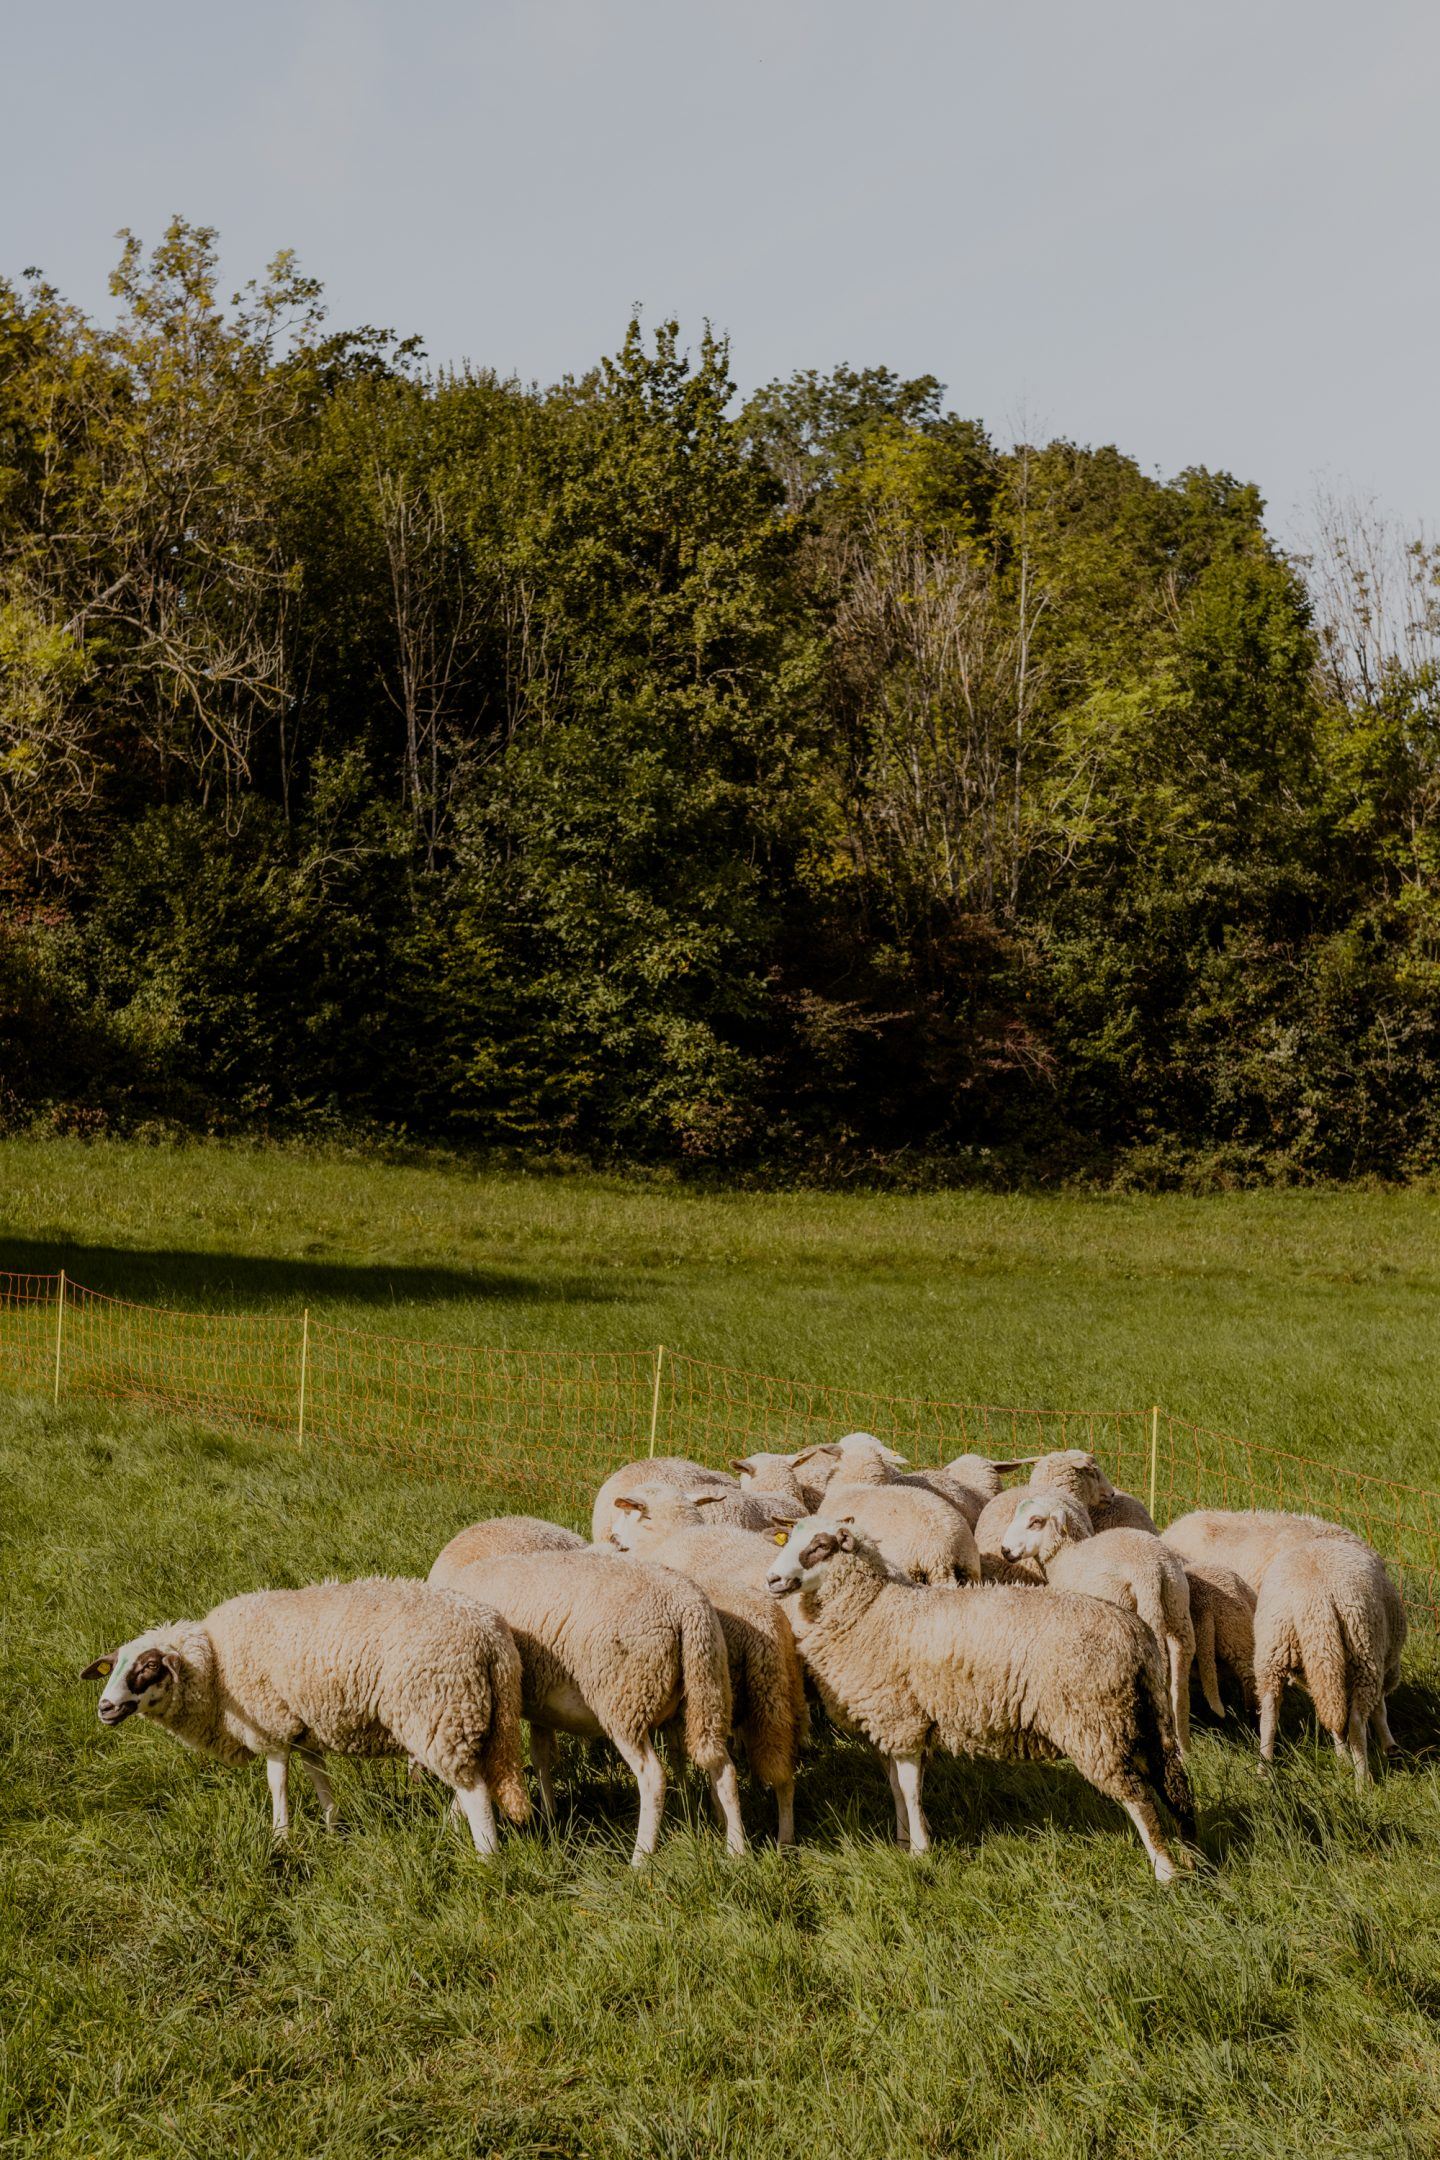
1252,1535,1407,1786
1183,1559,1257,1719
974,1448,1156,1561
731,1451,834,1511
436,1515,587,1562
797,1433,1001,1529
813,1450,981,1586
1163,1506,1365,1589
591,1457,734,1545
764,1517,1195,1881
429,1536,745,1865
605,1487,783,1587
80,1576,529,1854
999,1490,1196,1754
605,1503,806,1844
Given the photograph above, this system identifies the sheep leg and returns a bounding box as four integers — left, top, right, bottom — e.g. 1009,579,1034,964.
612,1735,666,1867
1167,1638,1192,1758
1345,1707,1371,1790
529,1726,558,1819
297,1748,339,1831
453,1780,500,1856
708,1757,748,1857
1258,1687,1281,1765
1194,1610,1225,1719
893,1755,930,1855
886,1758,910,1848
772,1778,796,1849
1371,1698,1397,1754
266,1753,291,1838
1120,1797,1182,1884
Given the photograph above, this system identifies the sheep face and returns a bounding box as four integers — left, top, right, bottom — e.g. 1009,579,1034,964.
82,1638,181,1728
764,1518,857,1598
608,1486,726,1549
1000,1492,1091,1564
1033,1450,1114,1510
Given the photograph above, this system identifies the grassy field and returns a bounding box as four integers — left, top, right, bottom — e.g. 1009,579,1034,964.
6,1140,1440,2157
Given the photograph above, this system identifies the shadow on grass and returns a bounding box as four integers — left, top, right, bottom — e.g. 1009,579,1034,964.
0,1237,630,1314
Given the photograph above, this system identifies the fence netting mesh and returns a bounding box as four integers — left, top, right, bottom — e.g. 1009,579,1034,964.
4,1271,1436,1624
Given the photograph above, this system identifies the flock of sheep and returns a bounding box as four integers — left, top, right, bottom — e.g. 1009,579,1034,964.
82,1433,1408,1883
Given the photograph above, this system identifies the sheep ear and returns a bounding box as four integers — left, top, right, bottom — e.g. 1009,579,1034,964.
836,1525,857,1551
992,1457,1041,1474
690,1491,725,1509
836,1513,857,1528
611,1495,646,1518
80,1653,118,1682
728,1457,752,1475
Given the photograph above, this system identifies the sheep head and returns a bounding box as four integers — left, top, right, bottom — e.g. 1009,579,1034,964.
1000,1490,1095,1565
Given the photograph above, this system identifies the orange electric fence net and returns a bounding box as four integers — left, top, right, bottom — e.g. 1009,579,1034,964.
5,1270,1438,1625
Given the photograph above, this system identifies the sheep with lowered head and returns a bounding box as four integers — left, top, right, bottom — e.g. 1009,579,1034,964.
81,1576,529,1853
591,1457,736,1545
999,1490,1196,1754
731,1451,834,1512
974,1449,1156,1561
764,1516,1194,1881
437,1515,586,1563
430,1535,745,1864
800,1433,1003,1530
1253,1535,1406,1785
606,1493,807,1844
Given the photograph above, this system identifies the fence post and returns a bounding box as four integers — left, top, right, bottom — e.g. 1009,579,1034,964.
52,1269,66,1408
297,1308,310,1446
648,1344,666,1458
1148,1404,1160,1521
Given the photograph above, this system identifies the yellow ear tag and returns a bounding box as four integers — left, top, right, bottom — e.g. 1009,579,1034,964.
96,1660,113,1677
773,1531,789,1546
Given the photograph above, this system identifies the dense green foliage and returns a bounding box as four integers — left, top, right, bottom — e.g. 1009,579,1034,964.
8,1146,1440,2157
5,224,1440,1178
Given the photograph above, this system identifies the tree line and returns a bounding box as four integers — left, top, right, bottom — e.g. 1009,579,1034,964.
3,220,1438,1180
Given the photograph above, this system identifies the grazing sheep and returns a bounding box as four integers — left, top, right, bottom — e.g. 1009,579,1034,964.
607,1516,806,1843
1163,1507,1364,1590
821,1470,981,1587
429,1538,744,1864
1183,1560,1257,1718
80,1577,529,1854
764,1518,1195,1881
591,1458,734,1546
974,1449,1156,1559
999,1491,1196,1754
606,1490,784,1588
800,1434,1000,1530
435,1515,586,1565
1252,1536,1407,1786
732,1451,833,1511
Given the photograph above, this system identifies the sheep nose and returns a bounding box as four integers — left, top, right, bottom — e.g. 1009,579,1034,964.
98,1699,135,1725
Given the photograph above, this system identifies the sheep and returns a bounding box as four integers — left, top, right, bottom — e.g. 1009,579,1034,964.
973,1449,1156,1560
800,1434,1001,1529
731,1451,834,1512
605,1511,806,1844
1183,1559,1257,1719
999,1491,1196,1754
1163,1506,1365,1590
591,1457,734,1545
429,1537,744,1865
820,1471,981,1587
80,1576,529,1854
606,1488,784,1589
764,1517,1195,1881
1252,1536,1407,1786
435,1515,587,1564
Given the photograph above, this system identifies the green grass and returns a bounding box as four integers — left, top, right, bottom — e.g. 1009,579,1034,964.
7,1139,1440,2156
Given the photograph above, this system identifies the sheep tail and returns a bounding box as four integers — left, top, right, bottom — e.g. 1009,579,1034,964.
1192,1601,1224,1718
679,1599,734,1775
481,1632,531,1827
1137,1650,1196,1839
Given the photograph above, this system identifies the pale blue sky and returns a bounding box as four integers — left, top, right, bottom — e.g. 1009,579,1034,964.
4,0,1436,540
